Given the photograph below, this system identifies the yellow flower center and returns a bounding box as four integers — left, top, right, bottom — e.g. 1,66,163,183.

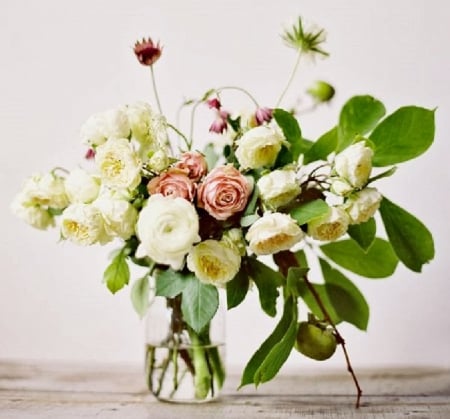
102,154,124,177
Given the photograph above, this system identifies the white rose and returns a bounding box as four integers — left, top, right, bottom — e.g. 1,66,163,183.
65,168,101,203
235,126,285,169
60,204,111,245
334,142,373,188
308,206,349,241
136,194,200,270
345,187,382,224
95,138,141,190
187,239,241,286
10,193,54,230
94,197,138,240
20,173,69,209
80,108,130,147
246,212,304,255
257,169,301,209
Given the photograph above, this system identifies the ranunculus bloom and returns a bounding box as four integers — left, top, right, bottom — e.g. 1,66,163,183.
246,212,304,255
175,151,208,181
345,187,382,224
136,194,200,270
148,168,196,201
308,206,349,241
61,204,110,246
257,169,301,209
334,142,373,189
197,165,252,220
187,239,241,286
95,138,142,190
235,126,285,169
65,168,101,204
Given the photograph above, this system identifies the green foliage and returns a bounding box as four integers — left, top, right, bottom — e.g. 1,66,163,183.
181,275,219,334
226,266,250,309
320,238,398,278
103,249,130,294
246,257,283,317
203,143,220,171
379,197,434,272
338,95,386,151
130,275,150,318
370,106,435,166
155,269,189,297
304,127,338,164
240,297,297,387
290,199,329,226
320,259,369,330
347,218,376,251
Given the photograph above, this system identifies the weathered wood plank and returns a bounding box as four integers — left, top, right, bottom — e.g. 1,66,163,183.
0,361,449,418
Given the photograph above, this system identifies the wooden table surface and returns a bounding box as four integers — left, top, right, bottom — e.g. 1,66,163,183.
0,360,449,418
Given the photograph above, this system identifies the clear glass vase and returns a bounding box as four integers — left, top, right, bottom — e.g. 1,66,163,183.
144,294,226,403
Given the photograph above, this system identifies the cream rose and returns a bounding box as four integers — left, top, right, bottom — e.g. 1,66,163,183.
147,168,196,201
136,194,200,270
20,172,69,210
308,206,349,241
257,169,301,209
235,126,285,169
197,165,252,220
95,138,141,190
60,204,110,245
246,212,304,255
334,142,373,188
65,168,101,204
187,239,241,286
345,187,382,224
10,193,55,230
94,197,138,240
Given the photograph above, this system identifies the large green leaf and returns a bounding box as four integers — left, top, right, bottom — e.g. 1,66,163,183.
320,259,369,330
370,106,435,166
290,199,329,226
247,258,282,317
379,196,434,272
226,265,250,309
347,217,376,251
130,275,150,318
103,250,130,294
320,238,398,278
181,276,219,333
240,297,297,387
155,269,189,297
338,95,386,150
304,127,338,163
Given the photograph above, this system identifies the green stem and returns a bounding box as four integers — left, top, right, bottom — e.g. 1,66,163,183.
215,86,260,107
189,329,212,399
150,65,163,115
276,51,302,107
155,348,173,397
167,123,190,151
188,101,201,148
145,345,155,393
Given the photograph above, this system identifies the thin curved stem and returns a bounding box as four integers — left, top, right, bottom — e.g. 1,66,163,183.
276,51,302,107
150,66,163,115
167,123,190,151
188,101,201,148
215,86,260,107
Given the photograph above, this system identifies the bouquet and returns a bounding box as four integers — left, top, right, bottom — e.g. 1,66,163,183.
11,17,435,407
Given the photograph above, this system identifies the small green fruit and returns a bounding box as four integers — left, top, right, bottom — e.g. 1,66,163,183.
295,321,337,361
306,80,335,103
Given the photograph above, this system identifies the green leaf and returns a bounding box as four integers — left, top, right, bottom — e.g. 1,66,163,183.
304,127,338,163
379,196,434,272
155,269,189,297
286,267,310,297
130,275,150,318
370,106,435,166
181,276,219,333
103,250,130,294
347,217,376,251
338,95,386,150
247,258,282,317
240,297,296,387
203,143,219,171
226,266,250,309
320,238,398,278
290,199,329,226
320,259,369,330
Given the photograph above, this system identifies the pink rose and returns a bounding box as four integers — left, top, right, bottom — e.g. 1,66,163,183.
147,168,196,201
175,151,208,182
197,165,252,220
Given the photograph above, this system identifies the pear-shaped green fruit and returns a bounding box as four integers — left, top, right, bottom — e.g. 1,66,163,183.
295,321,337,361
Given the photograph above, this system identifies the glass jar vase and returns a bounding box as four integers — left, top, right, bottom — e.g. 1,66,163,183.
144,294,226,403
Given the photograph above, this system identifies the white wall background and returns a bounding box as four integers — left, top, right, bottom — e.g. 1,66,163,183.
1,0,449,374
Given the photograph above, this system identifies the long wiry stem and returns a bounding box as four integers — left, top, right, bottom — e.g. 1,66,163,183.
215,86,260,107
150,65,163,114
276,51,302,107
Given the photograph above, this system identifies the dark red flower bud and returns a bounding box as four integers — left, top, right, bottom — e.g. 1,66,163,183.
133,38,163,66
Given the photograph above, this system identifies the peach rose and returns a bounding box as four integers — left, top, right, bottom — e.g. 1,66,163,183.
197,165,252,220
175,151,208,181
147,168,196,201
